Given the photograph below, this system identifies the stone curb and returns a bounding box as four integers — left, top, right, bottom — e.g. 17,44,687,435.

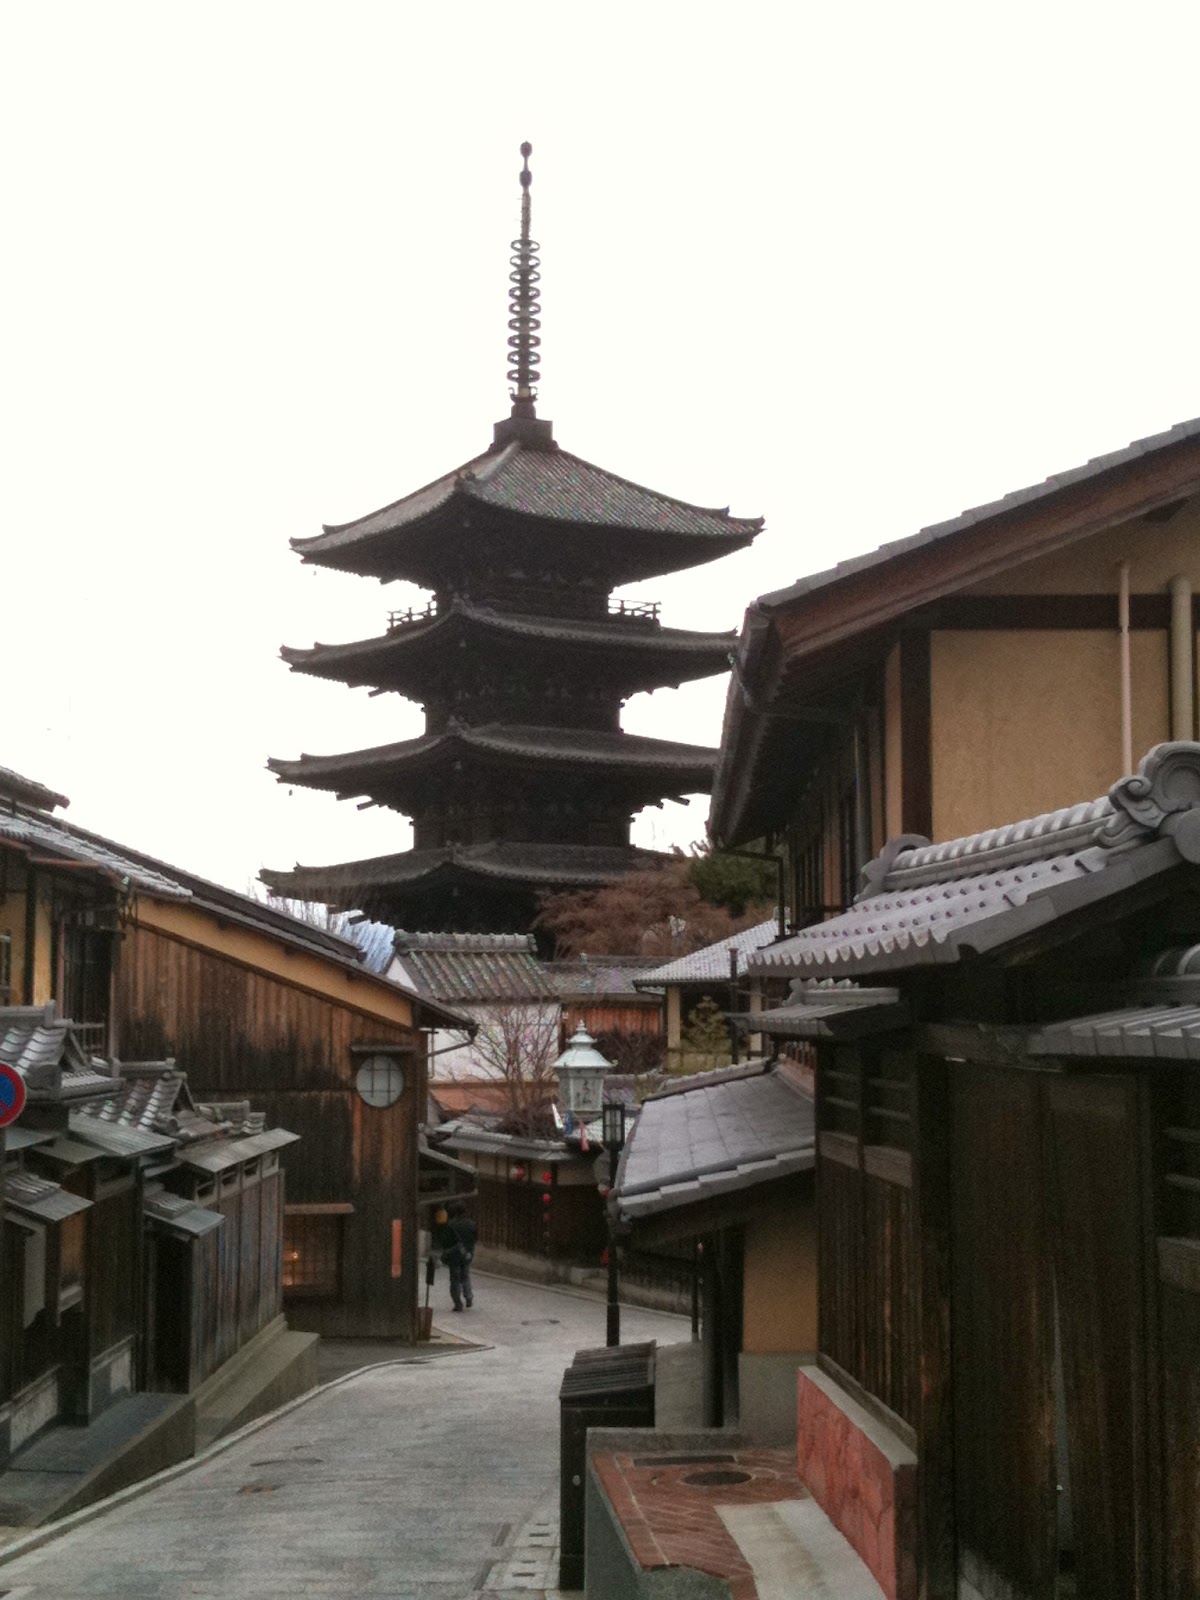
0,1341,492,1570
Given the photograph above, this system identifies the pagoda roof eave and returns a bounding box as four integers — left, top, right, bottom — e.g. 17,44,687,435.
291,440,761,582
279,602,737,688
267,724,717,803
261,841,674,906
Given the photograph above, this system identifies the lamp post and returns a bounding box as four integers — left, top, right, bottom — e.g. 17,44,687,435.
602,1100,626,1347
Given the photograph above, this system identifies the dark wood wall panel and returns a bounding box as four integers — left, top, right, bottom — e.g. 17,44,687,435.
817,1155,861,1383
1159,1280,1200,1598
117,922,422,1341
862,1174,918,1427
952,1065,1055,1600
1045,1074,1146,1600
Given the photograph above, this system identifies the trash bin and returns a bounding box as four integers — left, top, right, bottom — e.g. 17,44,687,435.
558,1341,656,1591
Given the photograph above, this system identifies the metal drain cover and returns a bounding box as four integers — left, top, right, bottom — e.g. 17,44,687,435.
682,1469,752,1487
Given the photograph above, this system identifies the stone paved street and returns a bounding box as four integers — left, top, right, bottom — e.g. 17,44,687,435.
0,1274,688,1600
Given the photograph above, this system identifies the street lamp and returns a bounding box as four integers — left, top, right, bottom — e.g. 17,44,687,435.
602,1100,626,1347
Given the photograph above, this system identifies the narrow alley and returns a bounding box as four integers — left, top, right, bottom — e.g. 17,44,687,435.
0,1276,689,1599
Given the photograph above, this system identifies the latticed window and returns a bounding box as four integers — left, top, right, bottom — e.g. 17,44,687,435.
283,1214,342,1298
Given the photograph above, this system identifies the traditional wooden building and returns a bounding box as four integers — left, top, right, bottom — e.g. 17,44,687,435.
740,741,1200,1600
609,1059,816,1443
711,414,1200,934
0,765,469,1343
263,145,760,934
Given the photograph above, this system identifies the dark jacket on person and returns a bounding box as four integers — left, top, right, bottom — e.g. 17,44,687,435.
440,1214,477,1263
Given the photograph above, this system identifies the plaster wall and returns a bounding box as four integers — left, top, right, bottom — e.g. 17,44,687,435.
884,642,904,839
0,890,54,1005
930,628,1170,842
741,1203,816,1356
963,498,1200,594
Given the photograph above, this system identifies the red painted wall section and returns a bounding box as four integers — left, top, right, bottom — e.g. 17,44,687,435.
796,1365,918,1600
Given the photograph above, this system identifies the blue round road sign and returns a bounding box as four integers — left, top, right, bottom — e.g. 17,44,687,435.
0,1063,27,1128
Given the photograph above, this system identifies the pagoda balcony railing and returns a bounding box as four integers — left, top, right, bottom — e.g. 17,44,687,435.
608,599,660,623
384,596,661,631
387,600,438,631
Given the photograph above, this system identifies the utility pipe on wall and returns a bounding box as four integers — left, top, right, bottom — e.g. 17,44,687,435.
1118,562,1133,774
1171,575,1195,742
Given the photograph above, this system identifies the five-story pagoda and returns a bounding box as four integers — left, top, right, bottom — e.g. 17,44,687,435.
263,146,761,933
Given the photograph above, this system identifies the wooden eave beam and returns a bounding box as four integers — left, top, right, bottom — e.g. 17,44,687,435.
770,444,1200,672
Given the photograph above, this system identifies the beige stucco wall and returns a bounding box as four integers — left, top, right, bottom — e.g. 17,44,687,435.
883,642,903,839
0,890,54,1005
741,1202,817,1356
963,498,1200,595
930,629,1170,841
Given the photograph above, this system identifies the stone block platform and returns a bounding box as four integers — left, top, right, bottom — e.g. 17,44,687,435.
586,1431,886,1599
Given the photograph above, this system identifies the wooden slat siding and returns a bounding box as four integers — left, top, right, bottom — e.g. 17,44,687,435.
1046,1073,1147,1600
899,632,932,839
861,1173,917,1425
574,1005,662,1036
239,1176,262,1348
116,922,422,1340
913,1056,956,1600
818,1155,862,1387
952,1065,1055,1600
260,1171,283,1329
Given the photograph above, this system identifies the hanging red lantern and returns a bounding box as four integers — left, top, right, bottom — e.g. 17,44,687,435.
540,1170,553,1186
511,1163,527,1182
541,1190,552,1205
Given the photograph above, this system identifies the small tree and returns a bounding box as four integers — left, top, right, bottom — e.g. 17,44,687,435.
682,995,730,1056
592,1029,665,1076
457,1003,561,1138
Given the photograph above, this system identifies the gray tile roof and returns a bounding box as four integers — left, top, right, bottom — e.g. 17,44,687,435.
0,1007,120,1102
754,415,1200,615
268,724,718,796
1027,1004,1200,1061
749,742,1200,981
393,933,554,1003
0,810,189,901
0,764,69,812
143,1191,225,1236
296,440,762,556
634,919,780,987
5,1170,92,1222
547,958,665,1001
733,981,908,1040
612,1061,814,1224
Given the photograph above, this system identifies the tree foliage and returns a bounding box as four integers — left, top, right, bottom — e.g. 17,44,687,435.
685,843,777,917
592,1028,665,1076
537,856,773,959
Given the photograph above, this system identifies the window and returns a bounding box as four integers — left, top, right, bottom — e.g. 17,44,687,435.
283,1214,342,1298
0,931,10,1005
355,1054,405,1108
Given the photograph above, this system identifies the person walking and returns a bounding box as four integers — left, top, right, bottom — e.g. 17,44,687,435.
438,1200,478,1312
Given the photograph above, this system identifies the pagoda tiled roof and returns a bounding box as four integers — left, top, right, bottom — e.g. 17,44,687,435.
281,600,735,689
268,724,718,798
292,438,761,581
261,841,671,903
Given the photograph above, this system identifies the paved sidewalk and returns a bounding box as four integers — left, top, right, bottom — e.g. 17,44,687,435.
0,1274,688,1599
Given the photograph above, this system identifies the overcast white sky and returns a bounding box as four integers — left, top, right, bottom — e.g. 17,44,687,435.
5,2,1200,898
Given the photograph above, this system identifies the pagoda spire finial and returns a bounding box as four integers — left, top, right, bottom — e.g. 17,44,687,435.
493,142,555,450
507,141,541,418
